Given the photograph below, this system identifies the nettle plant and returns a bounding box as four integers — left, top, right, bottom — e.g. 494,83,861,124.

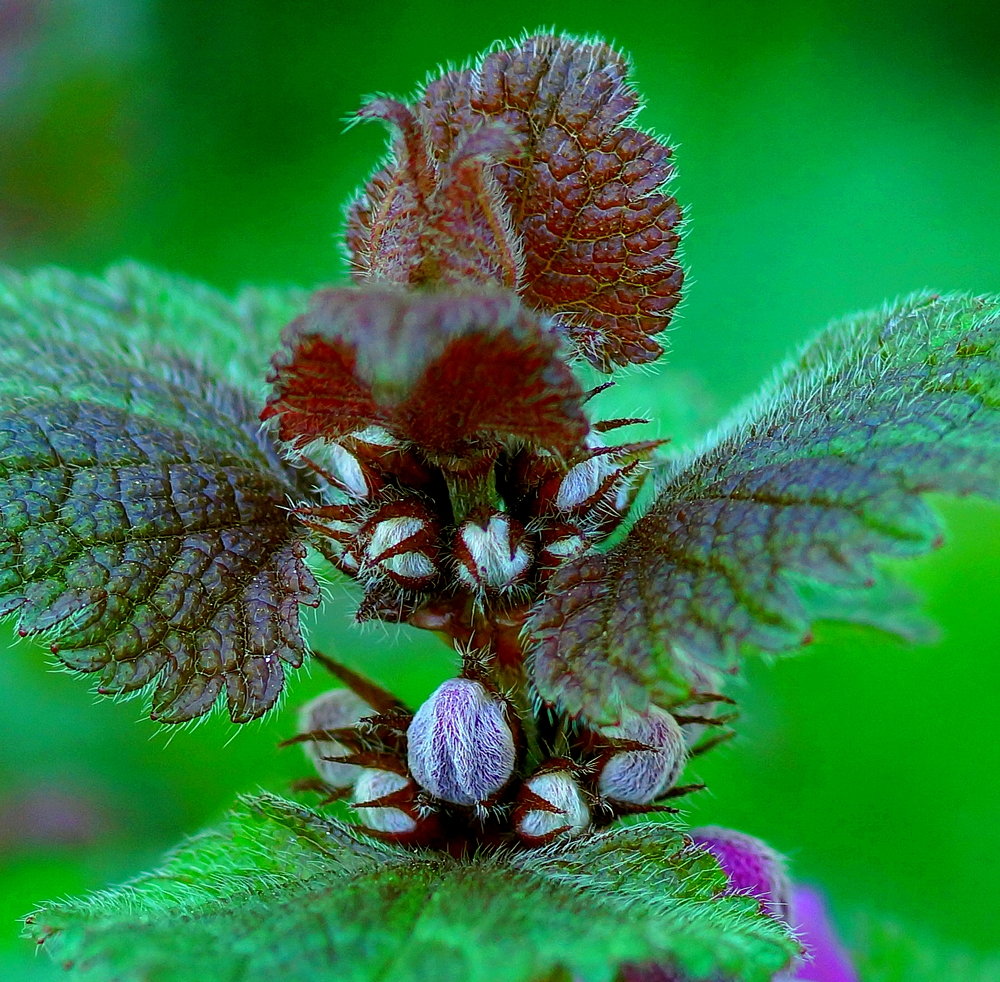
4,32,999,982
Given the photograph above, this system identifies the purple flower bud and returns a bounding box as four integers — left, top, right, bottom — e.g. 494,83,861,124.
597,705,686,804
453,512,534,594
407,678,517,806
515,769,590,844
352,768,418,834
689,826,792,922
298,687,372,789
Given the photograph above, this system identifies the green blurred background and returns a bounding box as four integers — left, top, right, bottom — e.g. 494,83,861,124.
1,0,998,977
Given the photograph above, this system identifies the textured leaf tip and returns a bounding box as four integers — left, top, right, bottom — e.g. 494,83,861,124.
346,33,684,371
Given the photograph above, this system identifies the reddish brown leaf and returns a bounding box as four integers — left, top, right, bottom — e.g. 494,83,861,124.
260,332,385,446
345,34,683,371
264,286,588,461
348,98,523,291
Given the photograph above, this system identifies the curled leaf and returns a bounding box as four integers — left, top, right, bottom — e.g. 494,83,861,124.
0,266,320,723
346,33,683,371
528,293,1000,720
264,286,588,460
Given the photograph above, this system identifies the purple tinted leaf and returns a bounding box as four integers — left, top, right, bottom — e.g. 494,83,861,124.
528,293,1000,718
0,293,320,724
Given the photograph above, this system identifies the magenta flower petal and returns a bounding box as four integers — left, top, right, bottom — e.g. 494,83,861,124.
689,826,792,922
789,885,858,982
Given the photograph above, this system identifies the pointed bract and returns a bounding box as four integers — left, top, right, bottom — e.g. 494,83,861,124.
515,768,591,844
352,769,420,834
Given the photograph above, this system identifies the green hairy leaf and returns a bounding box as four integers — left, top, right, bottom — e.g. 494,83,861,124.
24,794,797,982
529,292,1000,719
0,264,320,723
0,263,309,399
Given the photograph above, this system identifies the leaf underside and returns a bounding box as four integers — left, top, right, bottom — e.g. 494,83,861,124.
0,265,320,723
25,794,796,982
529,292,1000,720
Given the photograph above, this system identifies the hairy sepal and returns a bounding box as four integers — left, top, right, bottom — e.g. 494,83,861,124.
0,285,320,724
528,293,1000,719
24,794,797,982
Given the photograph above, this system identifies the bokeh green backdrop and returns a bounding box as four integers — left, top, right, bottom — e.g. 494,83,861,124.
1,0,998,977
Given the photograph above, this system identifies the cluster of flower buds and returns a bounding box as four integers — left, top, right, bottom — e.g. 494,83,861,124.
264,288,667,635
285,655,731,852
291,416,663,641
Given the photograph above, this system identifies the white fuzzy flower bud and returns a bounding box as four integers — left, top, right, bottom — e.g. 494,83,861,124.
540,434,655,541
349,425,399,450
355,500,439,589
453,512,533,594
298,688,372,789
537,522,589,571
352,769,418,834
406,678,517,806
516,769,590,843
302,438,372,500
597,705,686,804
